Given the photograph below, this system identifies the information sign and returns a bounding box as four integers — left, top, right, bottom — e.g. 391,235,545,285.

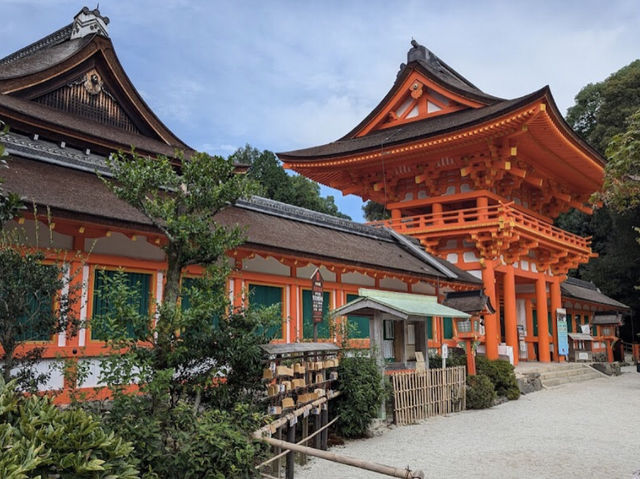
556,308,569,356
311,268,324,324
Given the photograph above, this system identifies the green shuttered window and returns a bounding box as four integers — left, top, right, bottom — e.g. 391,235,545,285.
17,293,54,342
248,284,283,340
303,290,330,339
443,317,454,339
346,294,369,339
91,270,151,340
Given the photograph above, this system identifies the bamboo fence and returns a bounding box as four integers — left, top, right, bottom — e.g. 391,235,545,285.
391,366,466,425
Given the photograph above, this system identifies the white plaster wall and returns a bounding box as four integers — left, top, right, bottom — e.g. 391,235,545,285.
412,281,436,295
88,232,165,261
379,277,408,291
446,253,459,264
78,358,106,388
6,359,64,391
243,256,290,276
342,272,375,287
463,251,479,263
4,219,73,249
516,299,526,328
296,264,336,282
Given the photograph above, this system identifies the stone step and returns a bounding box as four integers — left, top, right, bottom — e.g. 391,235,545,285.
539,367,594,380
543,371,603,388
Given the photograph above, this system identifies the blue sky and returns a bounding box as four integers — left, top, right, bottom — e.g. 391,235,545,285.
2,0,639,221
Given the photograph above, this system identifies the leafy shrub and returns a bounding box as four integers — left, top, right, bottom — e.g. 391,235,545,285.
335,355,385,438
102,394,264,479
466,374,496,409
0,378,138,478
476,356,520,400
428,346,467,369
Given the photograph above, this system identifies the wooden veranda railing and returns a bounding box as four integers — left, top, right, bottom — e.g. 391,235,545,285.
369,203,591,251
390,366,466,426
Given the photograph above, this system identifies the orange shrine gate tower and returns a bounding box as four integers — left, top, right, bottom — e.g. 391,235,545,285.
280,41,605,363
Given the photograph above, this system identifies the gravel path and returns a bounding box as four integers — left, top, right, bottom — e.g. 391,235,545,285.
296,366,640,479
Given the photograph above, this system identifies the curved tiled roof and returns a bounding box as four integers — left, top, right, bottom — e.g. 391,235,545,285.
561,277,629,310
279,88,547,160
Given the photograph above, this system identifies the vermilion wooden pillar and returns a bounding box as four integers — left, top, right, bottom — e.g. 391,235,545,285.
550,277,562,362
525,299,536,360
482,261,498,359
536,273,550,362
503,265,518,365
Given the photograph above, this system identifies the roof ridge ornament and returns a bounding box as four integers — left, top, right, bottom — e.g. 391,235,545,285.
407,39,430,63
70,6,110,39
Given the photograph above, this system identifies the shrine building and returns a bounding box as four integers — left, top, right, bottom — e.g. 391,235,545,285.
0,9,490,396
0,10,630,398
279,41,629,364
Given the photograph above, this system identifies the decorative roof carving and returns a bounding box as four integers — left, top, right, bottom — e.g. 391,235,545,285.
33,69,141,134
70,7,110,39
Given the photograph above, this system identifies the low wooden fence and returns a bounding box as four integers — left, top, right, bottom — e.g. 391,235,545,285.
390,366,466,425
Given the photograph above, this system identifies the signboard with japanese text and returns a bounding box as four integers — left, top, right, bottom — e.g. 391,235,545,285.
556,308,569,356
311,268,324,324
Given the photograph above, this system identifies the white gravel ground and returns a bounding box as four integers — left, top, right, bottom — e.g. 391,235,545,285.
296,366,640,479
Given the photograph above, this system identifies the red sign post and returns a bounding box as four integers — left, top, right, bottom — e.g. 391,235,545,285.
311,268,324,341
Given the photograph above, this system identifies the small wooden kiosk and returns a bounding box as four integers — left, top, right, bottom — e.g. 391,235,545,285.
568,332,593,362
332,289,470,372
442,290,495,374
591,311,623,362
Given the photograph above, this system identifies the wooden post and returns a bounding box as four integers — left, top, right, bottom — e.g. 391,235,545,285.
550,277,562,362
482,261,499,359
313,408,321,450
272,426,282,477
370,312,386,419
321,404,329,451
525,299,536,360
299,415,309,465
504,265,518,365
536,273,551,362
286,422,296,479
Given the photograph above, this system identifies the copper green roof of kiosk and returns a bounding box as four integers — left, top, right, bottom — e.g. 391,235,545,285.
331,288,470,320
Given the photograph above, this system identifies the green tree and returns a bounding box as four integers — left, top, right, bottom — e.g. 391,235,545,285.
91,150,275,476
0,247,77,389
362,200,390,222
600,109,640,211
566,60,640,154
562,60,640,341
230,144,351,219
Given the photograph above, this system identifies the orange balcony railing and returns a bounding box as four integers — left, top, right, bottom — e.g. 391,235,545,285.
368,203,591,252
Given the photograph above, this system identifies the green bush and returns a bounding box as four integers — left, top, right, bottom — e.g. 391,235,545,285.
466,374,496,409
335,355,385,438
102,395,264,479
476,356,520,400
0,378,138,478
428,347,467,369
